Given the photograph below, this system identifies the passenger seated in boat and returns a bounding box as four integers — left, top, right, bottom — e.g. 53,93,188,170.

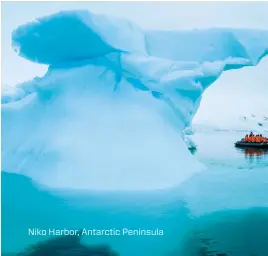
256,135,260,143
243,132,268,143
261,135,268,143
239,133,268,145
246,133,253,142
248,132,254,142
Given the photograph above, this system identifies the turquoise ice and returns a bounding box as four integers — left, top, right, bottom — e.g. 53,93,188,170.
2,10,268,190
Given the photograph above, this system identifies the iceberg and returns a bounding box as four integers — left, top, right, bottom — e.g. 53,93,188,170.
2,10,268,190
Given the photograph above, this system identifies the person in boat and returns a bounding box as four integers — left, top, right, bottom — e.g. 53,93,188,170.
260,134,268,143
248,132,254,143
241,133,268,144
256,134,265,143
255,134,260,143
245,132,254,142
251,134,256,143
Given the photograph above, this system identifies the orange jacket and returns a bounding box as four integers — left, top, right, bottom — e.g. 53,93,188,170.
256,136,260,143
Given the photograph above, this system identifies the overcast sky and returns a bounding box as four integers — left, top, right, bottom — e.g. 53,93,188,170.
2,1,268,85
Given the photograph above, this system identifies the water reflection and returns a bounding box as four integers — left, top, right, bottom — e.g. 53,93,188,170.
180,207,268,256
13,231,119,256
236,147,268,163
1,173,194,256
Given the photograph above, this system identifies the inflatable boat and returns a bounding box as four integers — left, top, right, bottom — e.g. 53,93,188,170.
235,141,268,148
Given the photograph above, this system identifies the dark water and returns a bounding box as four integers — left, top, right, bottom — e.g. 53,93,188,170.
2,132,268,256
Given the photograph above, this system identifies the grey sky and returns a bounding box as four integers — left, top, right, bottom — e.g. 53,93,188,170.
2,1,268,85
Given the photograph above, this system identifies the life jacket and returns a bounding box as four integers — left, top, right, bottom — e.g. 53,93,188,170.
252,136,256,143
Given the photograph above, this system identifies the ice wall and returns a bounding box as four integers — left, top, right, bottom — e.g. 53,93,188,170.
2,10,268,190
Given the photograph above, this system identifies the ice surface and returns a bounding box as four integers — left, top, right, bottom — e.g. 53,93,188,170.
2,10,268,190
12,11,146,65
147,29,268,65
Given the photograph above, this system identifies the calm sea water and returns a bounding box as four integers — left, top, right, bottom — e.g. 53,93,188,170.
2,132,268,256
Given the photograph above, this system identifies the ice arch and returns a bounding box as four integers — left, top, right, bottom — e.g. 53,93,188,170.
2,10,268,190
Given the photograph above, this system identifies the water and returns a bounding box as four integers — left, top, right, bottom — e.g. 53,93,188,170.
2,131,268,256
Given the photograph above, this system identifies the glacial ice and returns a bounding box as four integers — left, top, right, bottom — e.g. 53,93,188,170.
2,10,268,190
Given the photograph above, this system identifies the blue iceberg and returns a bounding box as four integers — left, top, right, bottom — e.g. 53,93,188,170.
2,10,268,190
